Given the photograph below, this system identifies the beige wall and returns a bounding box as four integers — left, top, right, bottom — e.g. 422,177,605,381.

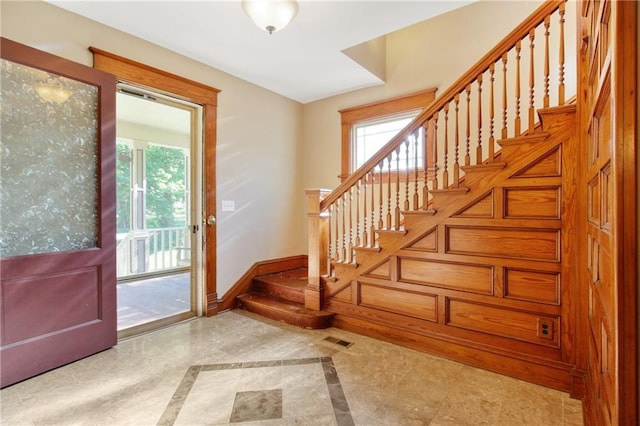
1,0,306,298
301,0,555,192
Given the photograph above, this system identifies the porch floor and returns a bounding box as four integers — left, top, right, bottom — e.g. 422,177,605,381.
117,272,191,330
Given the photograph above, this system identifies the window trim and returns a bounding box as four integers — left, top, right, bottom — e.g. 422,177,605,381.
339,88,437,181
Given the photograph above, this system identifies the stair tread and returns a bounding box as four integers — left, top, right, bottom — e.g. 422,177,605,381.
254,267,308,287
237,292,334,329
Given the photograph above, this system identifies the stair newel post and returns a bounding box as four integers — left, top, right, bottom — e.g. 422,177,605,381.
305,188,331,311
543,15,550,108
443,103,450,188
502,52,508,139
476,74,483,164
558,2,565,104
515,40,522,135
453,94,460,188
465,85,471,166
528,28,536,132
489,63,495,163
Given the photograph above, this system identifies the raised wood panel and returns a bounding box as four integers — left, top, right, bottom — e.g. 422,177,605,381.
333,286,352,303
513,147,561,177
587,174,601,226
504,187,560,219
358,283,437,322
405,228,437,252
446,298,560,347
1,267,99,344
453,191,494,218
446,226,560,261
398,258,493,295
364,259,391,278
504,268,560,305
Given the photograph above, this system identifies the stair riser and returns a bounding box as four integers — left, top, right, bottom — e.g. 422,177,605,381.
253,279,305,304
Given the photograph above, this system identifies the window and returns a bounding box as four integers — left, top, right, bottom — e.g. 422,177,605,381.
339,88,436,181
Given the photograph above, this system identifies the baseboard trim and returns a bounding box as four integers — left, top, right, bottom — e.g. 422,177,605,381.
217,255,308,313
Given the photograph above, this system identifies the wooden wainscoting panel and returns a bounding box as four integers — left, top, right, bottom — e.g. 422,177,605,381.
513,146,562,177
446,298,560,347
398,258,493,295
452,190,494,218
404,228,437,252
504,187,561,219
503,268,560,305
446,226,560,261
358,283,437,322
363,259,391,279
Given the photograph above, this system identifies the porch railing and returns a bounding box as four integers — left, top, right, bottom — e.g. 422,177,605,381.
116,226,190,278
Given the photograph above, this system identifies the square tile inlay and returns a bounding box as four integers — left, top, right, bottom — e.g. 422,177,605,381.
229,389,283,423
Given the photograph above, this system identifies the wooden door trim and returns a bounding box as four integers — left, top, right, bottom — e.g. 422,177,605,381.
612,1,637,422
89,48,221,316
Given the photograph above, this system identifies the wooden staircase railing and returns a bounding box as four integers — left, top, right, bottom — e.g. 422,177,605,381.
305,0,569,310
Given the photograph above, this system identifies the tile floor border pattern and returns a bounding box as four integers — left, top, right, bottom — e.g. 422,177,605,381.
157,357,354,426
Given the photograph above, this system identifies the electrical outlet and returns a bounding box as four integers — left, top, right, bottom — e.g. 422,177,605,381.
537,318,554,340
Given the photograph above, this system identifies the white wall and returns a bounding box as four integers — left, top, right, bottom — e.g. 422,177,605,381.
1,0,306,298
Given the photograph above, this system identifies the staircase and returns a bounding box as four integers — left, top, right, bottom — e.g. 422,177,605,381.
237,0,582,396
237,268,334,329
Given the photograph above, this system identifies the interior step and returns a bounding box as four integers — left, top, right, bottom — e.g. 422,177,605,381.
237,293,334,329
252,268,307,304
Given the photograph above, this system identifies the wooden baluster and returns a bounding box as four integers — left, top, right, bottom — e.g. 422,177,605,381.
443,103,450,188
362,174,368,247
489,63,495,162
454,94,460,188
413,132,420,210
502,53,508,139
378,161,384,230
334,202,340,262
515,40,522,135
342,194,347,262
423,122,431,206
387,154,392,229
355,181,361,248
476,75,483,164
528,28,536,132
395,149,401,228
432,115,439,192
328,203,333,262
404,141,410,211
465,85,471,166
543,15,550,108
558,2,566,104
348,188,353,262
371,170,377,246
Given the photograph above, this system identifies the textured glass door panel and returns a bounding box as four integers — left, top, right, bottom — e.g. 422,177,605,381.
0,59,99,257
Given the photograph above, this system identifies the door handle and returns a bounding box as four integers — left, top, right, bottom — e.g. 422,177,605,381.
206,215,216,226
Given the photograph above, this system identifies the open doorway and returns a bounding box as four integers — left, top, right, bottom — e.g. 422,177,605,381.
115,84,203,337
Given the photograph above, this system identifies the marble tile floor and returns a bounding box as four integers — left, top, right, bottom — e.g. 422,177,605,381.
1,310,583,426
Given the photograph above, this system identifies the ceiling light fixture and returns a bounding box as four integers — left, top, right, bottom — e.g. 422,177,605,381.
33,80,73,104
241,0,299,35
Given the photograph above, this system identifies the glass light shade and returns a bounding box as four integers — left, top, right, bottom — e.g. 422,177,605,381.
241,0,298,34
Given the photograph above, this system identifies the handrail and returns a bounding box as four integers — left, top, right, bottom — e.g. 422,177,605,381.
320,0,564,211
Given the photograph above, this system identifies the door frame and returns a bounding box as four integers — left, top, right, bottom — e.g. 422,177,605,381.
90,48,221,316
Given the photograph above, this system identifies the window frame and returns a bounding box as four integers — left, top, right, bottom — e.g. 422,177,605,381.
339,88,436,182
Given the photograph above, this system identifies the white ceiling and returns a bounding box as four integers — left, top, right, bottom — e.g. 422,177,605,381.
48,0,473,104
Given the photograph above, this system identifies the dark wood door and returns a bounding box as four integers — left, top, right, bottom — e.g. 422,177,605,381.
0,38,117,387
578,1,637,424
